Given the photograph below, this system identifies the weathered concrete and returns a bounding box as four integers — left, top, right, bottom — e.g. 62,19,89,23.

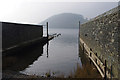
2,22,43,54
80,6,119,78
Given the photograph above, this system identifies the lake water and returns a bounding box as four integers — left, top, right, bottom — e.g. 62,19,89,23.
3,28,100,78
21,28,82,76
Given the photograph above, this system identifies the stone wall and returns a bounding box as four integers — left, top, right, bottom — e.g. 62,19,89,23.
80,6,119,78
2,22,43,51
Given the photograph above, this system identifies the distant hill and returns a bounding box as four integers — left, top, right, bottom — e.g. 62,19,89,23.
39,13,88,29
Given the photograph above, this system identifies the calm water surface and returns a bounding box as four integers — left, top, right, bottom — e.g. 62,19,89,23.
21,28,82,76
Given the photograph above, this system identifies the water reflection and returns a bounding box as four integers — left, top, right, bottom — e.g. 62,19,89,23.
3,43,44,72
3,28,101,78
21,28,81,76
47,42,49,58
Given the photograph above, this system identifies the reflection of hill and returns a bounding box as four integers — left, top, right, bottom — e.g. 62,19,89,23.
3,43,44,72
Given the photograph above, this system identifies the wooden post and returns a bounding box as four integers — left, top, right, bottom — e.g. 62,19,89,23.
90,52,92,64
90,52,92,57
47,42,49,58
104,60,107,80
78,21,80,46
46,22,48,39
96,53,97,56
83,43,84,54
111,65,112,80
95,53,97,64
79,21,80,38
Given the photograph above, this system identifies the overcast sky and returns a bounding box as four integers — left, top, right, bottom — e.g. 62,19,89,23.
0,0,119,24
